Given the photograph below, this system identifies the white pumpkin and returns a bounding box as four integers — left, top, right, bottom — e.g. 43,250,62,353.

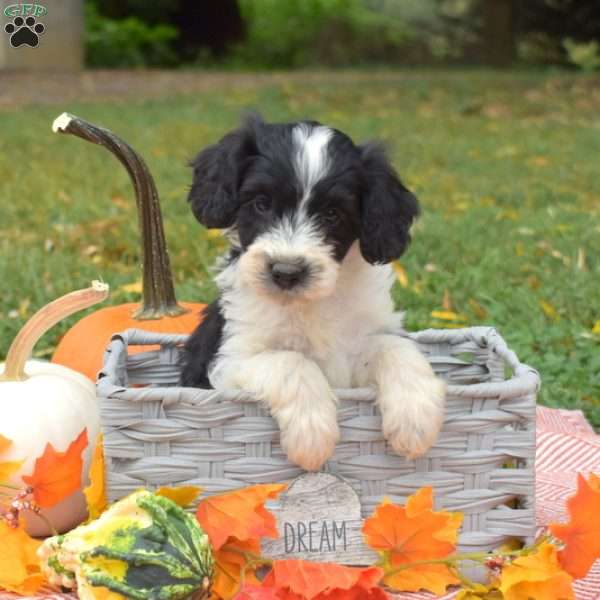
0,282,108,536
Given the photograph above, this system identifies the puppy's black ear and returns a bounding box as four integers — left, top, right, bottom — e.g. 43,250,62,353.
359,143,420,264
188,116,260,228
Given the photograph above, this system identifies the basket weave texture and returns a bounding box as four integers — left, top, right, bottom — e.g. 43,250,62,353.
97,326,538,553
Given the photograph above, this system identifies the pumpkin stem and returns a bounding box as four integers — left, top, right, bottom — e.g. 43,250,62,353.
52,113,187,320
1,282,109,381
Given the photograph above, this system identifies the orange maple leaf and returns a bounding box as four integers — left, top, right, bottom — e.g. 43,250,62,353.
262,560,385,600
549,472,600,579
213,538,261,600
83,434,107,520
196,483,286,551
362,487,462,595
235,584,280,599
0,521,47,594
497,541,574,600
23,428,88,508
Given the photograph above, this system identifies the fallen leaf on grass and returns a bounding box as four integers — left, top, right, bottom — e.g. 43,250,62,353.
23,428,88,508
497,542,574,600
362,488,462,595
592,320,600,335
442,289,453,311
393,262,408,288
549,473,600,579
118,281,143,294
528,156,550,167
468,298,488,320
515,241,525,257
539,300,560,322
431,310,467,322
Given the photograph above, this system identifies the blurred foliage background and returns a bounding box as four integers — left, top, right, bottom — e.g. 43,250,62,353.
86,0,600,71
1,1,598,427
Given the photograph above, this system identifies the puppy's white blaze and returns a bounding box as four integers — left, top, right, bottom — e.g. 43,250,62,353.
292,124,333,203
262,214,323,254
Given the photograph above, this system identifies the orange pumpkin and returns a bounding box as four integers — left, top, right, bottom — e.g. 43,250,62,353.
51,114,205,380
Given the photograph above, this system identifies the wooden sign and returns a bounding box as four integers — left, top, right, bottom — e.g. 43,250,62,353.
262,472,377,564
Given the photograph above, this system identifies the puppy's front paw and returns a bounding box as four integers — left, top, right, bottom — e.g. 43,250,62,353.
381,374,446,459
278,407,339,471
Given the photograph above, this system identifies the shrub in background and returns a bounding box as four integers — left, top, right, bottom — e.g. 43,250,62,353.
226,0,418,68
563,38,600,72
85,2,179,68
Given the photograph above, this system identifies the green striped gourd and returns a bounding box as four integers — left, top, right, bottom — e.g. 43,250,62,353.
39,490,214,600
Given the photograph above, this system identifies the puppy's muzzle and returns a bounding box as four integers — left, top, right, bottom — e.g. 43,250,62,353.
269,260,309,290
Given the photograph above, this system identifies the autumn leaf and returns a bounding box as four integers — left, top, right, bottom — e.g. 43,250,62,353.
514,241,525,257
431,310,467,322
589,472,600,491
468,298,488,320
362,488,462,595
528,155,550,167
118,280,143,294
156,485,202,507
393,262,409,287
196,483,286,551
456,583,503,599
497,542,574,600
539,299,560,322
235,584,280,599
592,320,600,335
197,484,286,599
549,472,600,579
215,538,262,599
23,428,88,508
442,289,453,311
262,560,385,600
83,434,107,520
0,433,24,483
0,521,46,594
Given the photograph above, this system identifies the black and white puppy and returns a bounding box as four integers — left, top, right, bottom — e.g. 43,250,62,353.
181,114,446,471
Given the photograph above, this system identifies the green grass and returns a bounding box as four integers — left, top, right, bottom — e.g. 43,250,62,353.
0,70,598,427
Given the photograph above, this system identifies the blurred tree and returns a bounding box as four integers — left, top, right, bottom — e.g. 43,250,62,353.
482,0,514,66
90,0,245,62
517,0,600,46
173,0,245,59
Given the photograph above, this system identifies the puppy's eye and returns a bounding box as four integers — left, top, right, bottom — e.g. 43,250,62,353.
253,196,272,213
322,208,339,224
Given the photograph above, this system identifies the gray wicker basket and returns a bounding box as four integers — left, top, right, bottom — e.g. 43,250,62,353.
97,326,538,555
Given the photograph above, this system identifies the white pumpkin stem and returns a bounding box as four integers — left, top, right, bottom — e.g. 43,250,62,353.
1,281,109,381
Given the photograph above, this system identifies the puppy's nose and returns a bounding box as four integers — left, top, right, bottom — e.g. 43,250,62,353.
270,261,308,290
